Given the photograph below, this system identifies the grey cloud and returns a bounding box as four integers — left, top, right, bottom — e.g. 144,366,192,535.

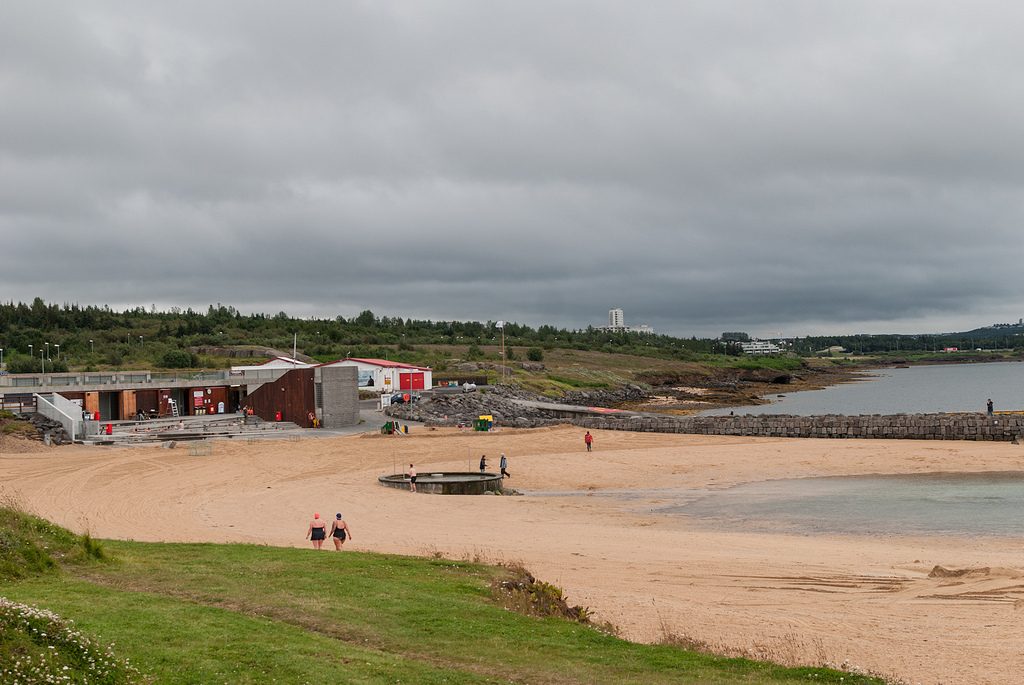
2,1,1023,337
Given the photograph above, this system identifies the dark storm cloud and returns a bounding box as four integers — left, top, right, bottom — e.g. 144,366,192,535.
2,1,1023,337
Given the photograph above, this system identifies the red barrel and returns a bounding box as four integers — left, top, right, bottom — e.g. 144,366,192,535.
274,411,282,422
94,411,101,421
105,423,113,435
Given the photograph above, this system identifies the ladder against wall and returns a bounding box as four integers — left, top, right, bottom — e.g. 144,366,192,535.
167,398,180,417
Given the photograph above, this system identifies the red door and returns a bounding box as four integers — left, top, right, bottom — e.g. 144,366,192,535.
399,372,425,390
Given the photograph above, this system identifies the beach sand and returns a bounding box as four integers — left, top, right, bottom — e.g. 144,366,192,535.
3,425,1023,684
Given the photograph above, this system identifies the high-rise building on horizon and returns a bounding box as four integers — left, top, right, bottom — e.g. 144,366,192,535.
599,308,653,334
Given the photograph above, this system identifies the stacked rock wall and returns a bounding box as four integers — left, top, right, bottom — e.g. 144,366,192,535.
568,413,1024,441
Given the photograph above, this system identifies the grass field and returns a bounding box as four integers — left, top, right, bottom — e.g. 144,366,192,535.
0,508,884,684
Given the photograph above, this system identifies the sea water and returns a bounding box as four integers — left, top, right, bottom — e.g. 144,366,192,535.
700,361,1024,416
662,472,1024,537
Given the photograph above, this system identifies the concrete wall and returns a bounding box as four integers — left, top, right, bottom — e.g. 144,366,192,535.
565,413,1024,441
317,366,359,428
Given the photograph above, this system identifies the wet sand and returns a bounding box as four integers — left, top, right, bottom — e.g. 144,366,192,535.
3,426,1023,684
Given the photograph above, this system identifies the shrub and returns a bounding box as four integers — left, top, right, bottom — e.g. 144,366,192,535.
160,349,196,369
527,347,544,362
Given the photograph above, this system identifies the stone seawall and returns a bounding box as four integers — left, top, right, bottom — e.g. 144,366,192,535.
566,413,1024,441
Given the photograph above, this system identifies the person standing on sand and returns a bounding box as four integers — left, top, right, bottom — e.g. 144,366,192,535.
584,431,593,452
479,454,487,472
306,513,326,550
987,398,994,416
500,453,510,478
407,463,417,493
328,513,352,550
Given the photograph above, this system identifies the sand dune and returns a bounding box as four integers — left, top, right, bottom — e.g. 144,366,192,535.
3,425,1023,684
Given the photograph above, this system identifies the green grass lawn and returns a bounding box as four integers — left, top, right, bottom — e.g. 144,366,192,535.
0,512,884,684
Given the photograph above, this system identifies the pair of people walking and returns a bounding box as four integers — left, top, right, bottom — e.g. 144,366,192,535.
305,512,353,550
478,453,511,478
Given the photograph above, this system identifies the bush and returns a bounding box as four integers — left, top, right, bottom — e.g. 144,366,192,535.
527,347,544,362
160,349,197,369
5,357,67,374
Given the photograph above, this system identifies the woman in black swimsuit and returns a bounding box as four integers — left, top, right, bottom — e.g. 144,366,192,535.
306,512,326,549
328,513,352,551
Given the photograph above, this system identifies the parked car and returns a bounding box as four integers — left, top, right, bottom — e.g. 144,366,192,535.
390,393,419,404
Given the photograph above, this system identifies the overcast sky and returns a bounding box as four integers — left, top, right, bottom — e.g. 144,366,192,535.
2,1,1023,338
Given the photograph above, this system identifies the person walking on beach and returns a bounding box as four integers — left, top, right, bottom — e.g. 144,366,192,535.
479,454,487,473
500,453,510,478
987,398,994,416
407,463,417,493
306,513,326,550
328,513,352,550
584,431,593,452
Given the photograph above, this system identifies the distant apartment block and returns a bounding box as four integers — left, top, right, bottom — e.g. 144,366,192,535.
740,340,782,355
598,308,654,334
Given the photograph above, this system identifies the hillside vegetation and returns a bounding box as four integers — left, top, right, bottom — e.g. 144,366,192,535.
0,507,883,684
2,299,1020,386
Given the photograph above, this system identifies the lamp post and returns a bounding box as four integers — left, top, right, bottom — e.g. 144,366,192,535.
40,349,45,375
139,335,143,347
45,342,50,360
54,344,60,361
89,339,94,354
28,344,33,360
0,348,4,370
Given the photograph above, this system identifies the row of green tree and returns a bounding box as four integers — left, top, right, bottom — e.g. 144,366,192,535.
2,299,1021,371
0,298,717,370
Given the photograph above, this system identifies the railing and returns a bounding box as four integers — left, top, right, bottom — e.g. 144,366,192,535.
35,393,83,442
0,394,36,413
0,370,235,389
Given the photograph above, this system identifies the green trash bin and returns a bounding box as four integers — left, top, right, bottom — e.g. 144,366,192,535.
473,418,490,431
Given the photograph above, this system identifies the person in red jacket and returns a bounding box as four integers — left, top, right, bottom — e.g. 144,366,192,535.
584,431,593,452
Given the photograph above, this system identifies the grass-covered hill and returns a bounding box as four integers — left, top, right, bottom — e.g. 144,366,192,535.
0,506,884,684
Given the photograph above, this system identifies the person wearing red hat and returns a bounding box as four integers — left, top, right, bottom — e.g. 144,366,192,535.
306,512,326,549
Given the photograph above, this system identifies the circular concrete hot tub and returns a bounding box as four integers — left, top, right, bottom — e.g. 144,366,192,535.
378,471,504,495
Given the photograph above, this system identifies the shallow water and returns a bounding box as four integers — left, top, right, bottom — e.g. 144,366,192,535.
661,472,1024,537
700,361,1024,416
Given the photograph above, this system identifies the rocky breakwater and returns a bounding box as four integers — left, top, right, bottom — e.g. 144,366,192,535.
386,385,652,428
572,413,1024,442
385,385,558,427
558,384,648,407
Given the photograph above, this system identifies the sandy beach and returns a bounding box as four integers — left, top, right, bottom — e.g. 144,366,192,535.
3,426,1023,684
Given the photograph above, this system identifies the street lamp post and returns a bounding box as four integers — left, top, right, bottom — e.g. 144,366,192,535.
28,344,33,361
54,344,60,361
89,339,94,354
1,348,4,370
139,335,143,347
45,342,50,360
40,349,45,375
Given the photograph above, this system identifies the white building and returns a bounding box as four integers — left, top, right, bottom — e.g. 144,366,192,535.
598,308,654,334
320,358,432,393
740,340,783,355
